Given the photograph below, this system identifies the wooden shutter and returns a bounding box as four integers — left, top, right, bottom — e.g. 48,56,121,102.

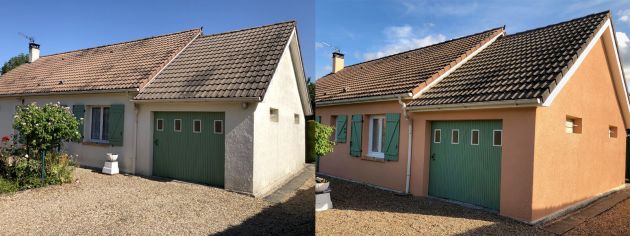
384,113,400,161
335,115,347,143
108,104,125,146
350,115,362,157
72,105,85,142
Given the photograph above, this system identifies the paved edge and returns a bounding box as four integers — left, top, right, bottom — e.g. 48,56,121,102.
542,186,630,235
264,164,315,204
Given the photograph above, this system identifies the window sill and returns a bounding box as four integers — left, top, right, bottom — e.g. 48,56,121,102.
82,141,111,147
361,155,386,162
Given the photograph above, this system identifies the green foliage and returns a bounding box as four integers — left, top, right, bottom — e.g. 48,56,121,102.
1,53,29,75
0,178,18,193
13,102,82,153
306,120,335,162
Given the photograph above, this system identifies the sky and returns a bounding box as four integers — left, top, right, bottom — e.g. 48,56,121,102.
315,0,630,79
0,0,315,78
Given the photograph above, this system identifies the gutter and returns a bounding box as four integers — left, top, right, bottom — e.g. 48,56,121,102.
131,97,262,103
398,96,413,194
317,93,412,107
406,98,541,112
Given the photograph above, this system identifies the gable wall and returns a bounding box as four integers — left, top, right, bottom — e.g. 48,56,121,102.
532,36,627,221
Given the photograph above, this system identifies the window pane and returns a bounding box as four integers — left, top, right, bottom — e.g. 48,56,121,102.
493,130,502,146
371,119,379,152
156,119,163,131
91,108,101,140
214,120,223,134
102,107,110,140
174,119,182,132
452,130,459,144
380,119,386,152
194,120,201,133
472,130,479,145
434,129,441,143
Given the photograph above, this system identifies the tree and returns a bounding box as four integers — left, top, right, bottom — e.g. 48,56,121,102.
1,53,29,75
13,102,82,154
306,120,335,163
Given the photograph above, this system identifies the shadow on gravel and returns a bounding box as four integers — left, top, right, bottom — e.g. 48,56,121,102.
322,176,543,233
215,186,315,235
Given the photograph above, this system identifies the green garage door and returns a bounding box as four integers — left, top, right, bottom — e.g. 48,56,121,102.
429,120,502,210
153,112,225,187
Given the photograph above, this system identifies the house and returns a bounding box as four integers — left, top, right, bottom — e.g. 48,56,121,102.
0,21,312,197
315,11,630,223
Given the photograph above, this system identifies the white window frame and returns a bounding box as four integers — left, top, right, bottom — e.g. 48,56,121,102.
89,106,110,143
193,119,202,133
433,129,441,144
471,129,480,145
451,129,459,144
368,115,386,158
493,130,503,146
214,120,224,134
156,119,164,131
174,119,182,132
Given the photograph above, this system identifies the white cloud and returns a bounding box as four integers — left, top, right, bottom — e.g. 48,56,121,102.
363,25,446,60
620,9,630,23
398,0,478,16
315,42,325,49
615,31,630,78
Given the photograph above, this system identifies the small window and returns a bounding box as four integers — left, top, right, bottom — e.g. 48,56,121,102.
493,130,502,146
433,129,441,143
294,114,300,124
270,108,279,122
214,120,224,134
368,115,386,158
193,119,201,133
609,126,618,138
451,129,459,144
174,119,182,132
471,129,480,145
156,119,164,131
90,106,110,142
566,116,582,134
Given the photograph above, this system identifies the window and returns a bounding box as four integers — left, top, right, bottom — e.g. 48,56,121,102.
566,116,582,134
193,119,201,133
174,119,182,132
214,120,224,134
609,126,618,138
270,108,279,122
90,106,110,142
471,129,480,145
451,129,459,144
493,130,502,146
156,119,164,131
294,114,300,124
368,115,386,158
433,129,441,143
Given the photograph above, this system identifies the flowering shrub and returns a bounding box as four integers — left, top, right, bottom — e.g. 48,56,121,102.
306,120,335,162
13,102,81,153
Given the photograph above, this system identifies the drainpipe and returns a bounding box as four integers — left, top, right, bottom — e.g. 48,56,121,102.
398,96,413,194
133,102,139,175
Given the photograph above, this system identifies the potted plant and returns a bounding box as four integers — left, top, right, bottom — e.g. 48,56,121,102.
307,120,335,211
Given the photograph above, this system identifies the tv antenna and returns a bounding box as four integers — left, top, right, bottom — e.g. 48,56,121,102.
18,32,35,44
319,41,341,54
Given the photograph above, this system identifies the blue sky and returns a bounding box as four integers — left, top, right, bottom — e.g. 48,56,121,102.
315,0,630,79
0,0,315,78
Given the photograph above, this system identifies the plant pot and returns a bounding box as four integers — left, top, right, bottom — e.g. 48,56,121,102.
316,182,330,193
106,153,118,162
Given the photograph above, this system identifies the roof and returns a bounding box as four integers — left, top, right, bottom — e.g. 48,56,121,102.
409,11,610,107
0,29,201,96
135,21,296,100
315,27,504,103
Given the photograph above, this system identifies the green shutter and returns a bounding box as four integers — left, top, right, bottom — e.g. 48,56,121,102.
384,113,400,161
335,115,347,143
108,104,125,146
72,105,85,141
350,115,362,157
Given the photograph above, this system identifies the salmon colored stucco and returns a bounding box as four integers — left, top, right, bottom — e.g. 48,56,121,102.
316,27,628,223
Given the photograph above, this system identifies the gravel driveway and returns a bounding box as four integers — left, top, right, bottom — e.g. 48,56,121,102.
316,177,549,235
566,196,630,235
0,168,314,235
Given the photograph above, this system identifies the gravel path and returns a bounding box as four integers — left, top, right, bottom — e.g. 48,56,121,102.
566,197,630,235
0,168,314,235
316,177,549,235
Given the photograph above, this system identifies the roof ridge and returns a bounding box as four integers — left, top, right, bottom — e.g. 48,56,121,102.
41,28,202,58
505,10,610,38
329,26,505,73
199,20,296,38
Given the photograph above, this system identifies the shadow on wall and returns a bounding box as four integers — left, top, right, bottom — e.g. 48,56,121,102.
215,186,315,235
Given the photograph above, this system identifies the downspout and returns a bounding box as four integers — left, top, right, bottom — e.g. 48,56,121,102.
398,96,412,194
133,100,139,175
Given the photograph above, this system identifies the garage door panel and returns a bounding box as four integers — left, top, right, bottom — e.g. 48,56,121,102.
429,120,501,210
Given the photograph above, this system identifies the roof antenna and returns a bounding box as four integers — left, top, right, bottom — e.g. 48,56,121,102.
319,41,341,54
18,32,36,44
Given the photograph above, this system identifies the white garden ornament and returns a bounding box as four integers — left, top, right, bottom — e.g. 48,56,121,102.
102,153,119,175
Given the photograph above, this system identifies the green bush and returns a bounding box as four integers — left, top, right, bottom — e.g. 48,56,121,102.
13,102,81,154
0,178,18,193
306,120,335,163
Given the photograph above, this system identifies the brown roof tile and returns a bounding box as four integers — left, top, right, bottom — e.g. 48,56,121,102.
409,11,609,107
134,21,295,100
0,29,201,96
315,27,504,103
